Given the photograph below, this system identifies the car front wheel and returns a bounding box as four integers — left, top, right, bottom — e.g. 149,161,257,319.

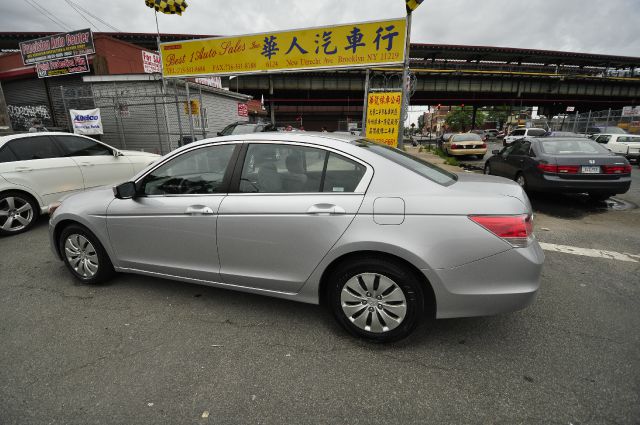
59,224,115,284
328,258,425,343
0,191,39,236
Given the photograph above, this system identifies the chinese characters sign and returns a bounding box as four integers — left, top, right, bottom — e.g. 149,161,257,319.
160,18,406,77
19,29,94,65
238,103,248,117
36,55,89,78
365,92,402,147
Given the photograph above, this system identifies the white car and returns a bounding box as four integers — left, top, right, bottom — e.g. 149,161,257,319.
503,128,547,146
0,132,159,236
592,133,640,162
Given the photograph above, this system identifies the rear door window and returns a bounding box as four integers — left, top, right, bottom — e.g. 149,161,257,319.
7,136,61,160
54,135,112,156
0,146,18,163
322,153,366,193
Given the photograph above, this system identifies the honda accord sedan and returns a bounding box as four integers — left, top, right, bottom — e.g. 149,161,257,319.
49,133,544,342
484,137,632,201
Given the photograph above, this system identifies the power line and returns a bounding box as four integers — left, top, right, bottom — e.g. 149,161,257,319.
64,0,123,32
24,0,71,32
64,0,104,32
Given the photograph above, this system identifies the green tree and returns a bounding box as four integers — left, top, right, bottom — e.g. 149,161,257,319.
485,106,510,128
445,107,486,132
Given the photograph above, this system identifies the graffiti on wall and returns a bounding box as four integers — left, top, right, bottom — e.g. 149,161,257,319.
6,104,52,131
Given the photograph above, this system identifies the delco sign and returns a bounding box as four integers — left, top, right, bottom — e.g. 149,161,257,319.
73,114,99,121
69,108,103,135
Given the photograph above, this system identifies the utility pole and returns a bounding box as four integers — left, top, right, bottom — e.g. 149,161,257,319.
397,12,412,149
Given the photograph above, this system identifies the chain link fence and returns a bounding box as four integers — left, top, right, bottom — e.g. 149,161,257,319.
547,108,640,134
59,79,249,154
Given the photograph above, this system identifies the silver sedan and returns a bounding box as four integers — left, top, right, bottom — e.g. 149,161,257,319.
49,133,544,342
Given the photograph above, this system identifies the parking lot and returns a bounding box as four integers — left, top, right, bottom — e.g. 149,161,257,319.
1,165,638,424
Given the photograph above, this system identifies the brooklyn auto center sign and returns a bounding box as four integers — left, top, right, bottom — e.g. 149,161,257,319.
160,18,406,77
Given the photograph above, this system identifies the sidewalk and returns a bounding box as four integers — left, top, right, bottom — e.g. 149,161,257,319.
403,146,465,174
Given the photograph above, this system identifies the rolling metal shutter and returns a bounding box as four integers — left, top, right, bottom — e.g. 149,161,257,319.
3,78,53,131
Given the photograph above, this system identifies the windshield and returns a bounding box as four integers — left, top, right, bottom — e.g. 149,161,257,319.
452,134,482,142
527,129,547,137
355,140,457,186
539,139,611,155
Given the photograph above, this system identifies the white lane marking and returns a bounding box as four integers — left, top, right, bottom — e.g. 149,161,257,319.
539,242,639,263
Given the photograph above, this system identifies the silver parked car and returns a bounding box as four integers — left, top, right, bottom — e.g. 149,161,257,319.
49,133,544,342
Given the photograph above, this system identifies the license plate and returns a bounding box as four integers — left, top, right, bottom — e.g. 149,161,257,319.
581,166,600,174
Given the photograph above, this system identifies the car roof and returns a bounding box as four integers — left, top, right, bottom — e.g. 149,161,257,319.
0,131,88,148
186,131,362,149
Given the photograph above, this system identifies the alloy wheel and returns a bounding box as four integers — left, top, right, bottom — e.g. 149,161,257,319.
516,174,526,187
0,196,34,232
64,234,99,278
340,272,407,333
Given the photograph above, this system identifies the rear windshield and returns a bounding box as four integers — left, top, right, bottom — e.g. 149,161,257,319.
452,134,482,142
539,139,611,155
527,129,547,137
355,140,457,186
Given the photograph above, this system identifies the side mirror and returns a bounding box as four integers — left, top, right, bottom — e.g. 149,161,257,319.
112,149,124,157
113,181,137,199
492,150,500,155
217,132,223,136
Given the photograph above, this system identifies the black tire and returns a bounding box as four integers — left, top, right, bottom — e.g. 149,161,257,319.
0,191,40,236
588,192,613,202
484,163,492,175
59,224,116,284
327,258,425,343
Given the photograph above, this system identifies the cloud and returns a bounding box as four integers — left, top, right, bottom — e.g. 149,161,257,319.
2,0,639,57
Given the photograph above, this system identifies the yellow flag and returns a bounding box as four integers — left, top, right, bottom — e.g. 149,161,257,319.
145,0,188,16
405,0,424,13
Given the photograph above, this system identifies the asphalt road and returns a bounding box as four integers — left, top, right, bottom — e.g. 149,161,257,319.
1,176,639,424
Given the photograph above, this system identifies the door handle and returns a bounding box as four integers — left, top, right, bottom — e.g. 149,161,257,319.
307,203,346,215
14,166,32,172
185,205,215,215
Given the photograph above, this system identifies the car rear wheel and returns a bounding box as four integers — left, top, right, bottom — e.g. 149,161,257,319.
484,163,492,175
0,191,39,236
515,172,527,189
328,258,424,343
59,224,115,284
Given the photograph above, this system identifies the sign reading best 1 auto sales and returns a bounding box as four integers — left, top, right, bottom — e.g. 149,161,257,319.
159,18,406,77
19,28,95,65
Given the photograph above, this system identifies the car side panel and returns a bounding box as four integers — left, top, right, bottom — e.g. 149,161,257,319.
0,157,84,207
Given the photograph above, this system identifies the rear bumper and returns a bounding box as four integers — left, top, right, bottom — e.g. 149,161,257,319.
529,173,631,194
449,148,487,156
423,240,544,319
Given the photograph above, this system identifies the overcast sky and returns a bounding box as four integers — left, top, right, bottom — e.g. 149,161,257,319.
3,0,640,57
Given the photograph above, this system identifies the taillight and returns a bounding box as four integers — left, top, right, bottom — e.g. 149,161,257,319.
481,142,487,148
537,164,578,173
557,165,579,174
469,214,533,248
537,163,557,173
451,144,460,149
602,164,632,174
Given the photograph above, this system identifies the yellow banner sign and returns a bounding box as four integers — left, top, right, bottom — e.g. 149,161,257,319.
365,92,402,147
160,18,406,77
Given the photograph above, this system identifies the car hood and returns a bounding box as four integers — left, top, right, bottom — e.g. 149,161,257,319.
119,149,161,157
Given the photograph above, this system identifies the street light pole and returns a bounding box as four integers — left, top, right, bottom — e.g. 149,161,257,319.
397,12,412,150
